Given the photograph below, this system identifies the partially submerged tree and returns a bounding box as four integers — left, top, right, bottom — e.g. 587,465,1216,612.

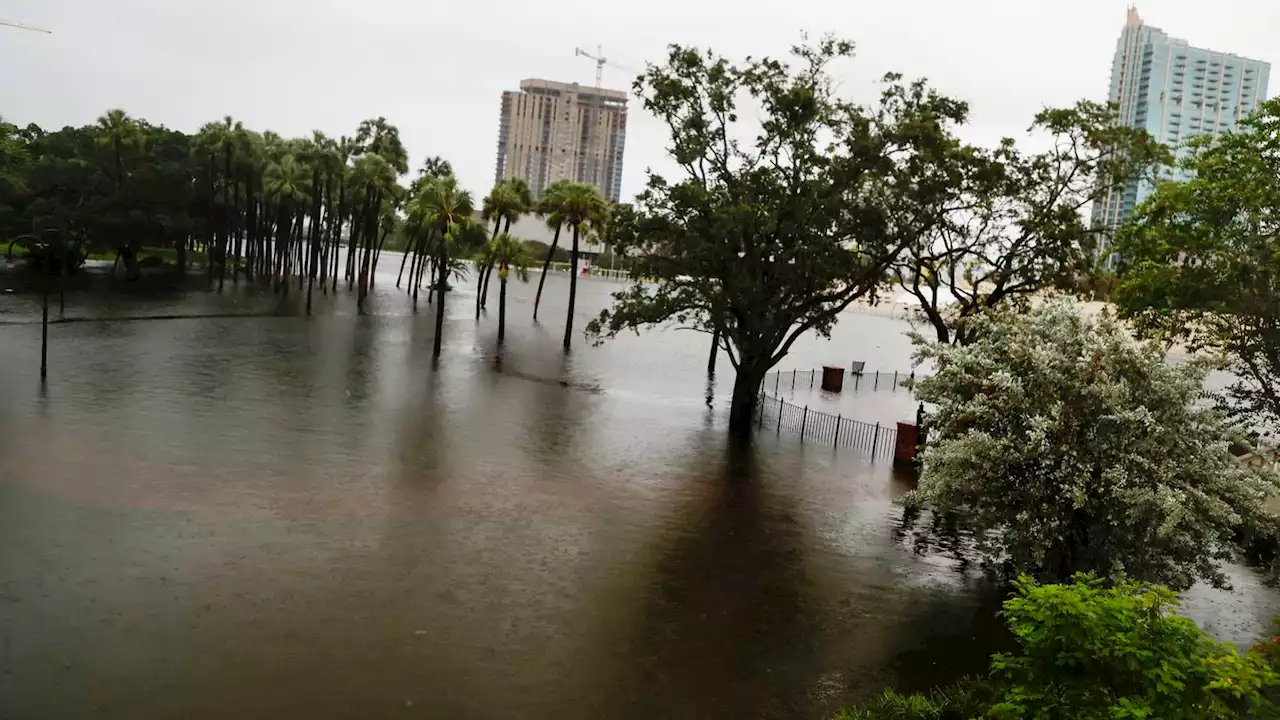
488,232,531,345
909,300,1280,590
587,37,977,435
894,102,1168,346
1114,97,1280,438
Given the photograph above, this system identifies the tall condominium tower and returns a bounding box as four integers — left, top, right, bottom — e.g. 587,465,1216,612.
1092,7,1270,238
493,79,628,202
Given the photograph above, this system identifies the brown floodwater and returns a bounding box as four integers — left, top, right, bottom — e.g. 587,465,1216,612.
0,256,1274,719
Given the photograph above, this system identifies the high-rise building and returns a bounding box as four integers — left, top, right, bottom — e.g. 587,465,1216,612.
1092,7,1270,238
493,79,628,202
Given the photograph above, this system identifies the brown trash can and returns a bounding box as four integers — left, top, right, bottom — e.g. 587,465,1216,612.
821,365,845,392
895,422,918,465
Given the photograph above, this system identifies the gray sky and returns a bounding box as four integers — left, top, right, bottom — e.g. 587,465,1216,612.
1,0,1275,199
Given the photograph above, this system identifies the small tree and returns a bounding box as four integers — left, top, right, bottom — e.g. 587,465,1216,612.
989,575,1280,719
587,38,978,436
837,576,1280,719
910,300,1280,590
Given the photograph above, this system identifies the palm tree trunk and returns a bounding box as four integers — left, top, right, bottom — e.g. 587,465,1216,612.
533,224,561,321
433,243,448,357
396,229,414,288
498,264,508,345
563,224,580,352
231,173,242,285
306,169,322,315
219,144,231,292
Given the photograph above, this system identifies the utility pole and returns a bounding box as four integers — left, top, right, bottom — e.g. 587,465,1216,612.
0,19,52,34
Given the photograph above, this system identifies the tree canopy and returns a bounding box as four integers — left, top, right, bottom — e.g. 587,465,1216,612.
895,102,1169,345
587,37,978,434
908,300,1280,590
1114,97,1280,439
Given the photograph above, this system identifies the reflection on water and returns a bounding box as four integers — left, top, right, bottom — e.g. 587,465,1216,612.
0,260,1274,719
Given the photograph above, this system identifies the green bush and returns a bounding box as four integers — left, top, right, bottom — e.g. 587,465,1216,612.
836,576,1280,719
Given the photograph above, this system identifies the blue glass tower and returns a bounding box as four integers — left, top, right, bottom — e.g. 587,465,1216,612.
1092,7,1270,243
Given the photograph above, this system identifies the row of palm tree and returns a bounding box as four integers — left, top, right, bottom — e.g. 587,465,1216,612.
11,107,616,356
479,178,610,350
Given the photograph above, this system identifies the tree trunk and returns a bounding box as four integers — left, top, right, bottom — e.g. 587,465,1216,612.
728,364,766,438
475,257,487,319
219,143,231,292
708,327,720,375
433,244,448,357
396,230,414,288
533,224,561,321
498,265,507,345
306,169,322,315
563,224,580,352
231,173,241,285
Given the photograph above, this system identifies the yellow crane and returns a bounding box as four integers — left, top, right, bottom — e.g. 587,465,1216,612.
0,19,51,34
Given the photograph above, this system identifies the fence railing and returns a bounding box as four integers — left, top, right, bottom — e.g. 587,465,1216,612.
755,391,898,460
763,367,924,394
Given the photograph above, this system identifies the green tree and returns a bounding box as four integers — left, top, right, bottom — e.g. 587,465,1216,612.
1114,97,1280,438
410,175,474,356
893,102,1168,346
531,179,572,322
478,181,525,318
586,38,974,435
909,300,1280,590
488,232,531,345
556,181,607,352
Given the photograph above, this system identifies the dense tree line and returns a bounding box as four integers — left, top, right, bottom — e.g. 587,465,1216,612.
0,111,611,355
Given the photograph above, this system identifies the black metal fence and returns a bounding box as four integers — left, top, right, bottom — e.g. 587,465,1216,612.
762,367,923,394
756,391,898,460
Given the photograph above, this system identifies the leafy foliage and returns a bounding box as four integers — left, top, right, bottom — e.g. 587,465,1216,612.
909,300,1280,590
838,576,1280,719
895,102,1169,345
1114,97,1280,439
988,575,1280,719
586,37,977,433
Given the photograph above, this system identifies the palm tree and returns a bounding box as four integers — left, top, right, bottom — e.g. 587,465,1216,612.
488,233,531,345
556,183,608,351
531,179,572,321
349,153,396,309
263,155,311,295
481,178,531,310
96,109,144,276
410,175,474,356
478,182,523,318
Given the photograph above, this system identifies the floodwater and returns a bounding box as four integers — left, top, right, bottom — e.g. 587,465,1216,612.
0,255,1274,719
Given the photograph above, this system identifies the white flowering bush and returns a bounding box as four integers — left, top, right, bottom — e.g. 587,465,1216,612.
910,300,1280,590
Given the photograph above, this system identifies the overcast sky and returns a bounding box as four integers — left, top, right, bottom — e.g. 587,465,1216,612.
1,0,1274,199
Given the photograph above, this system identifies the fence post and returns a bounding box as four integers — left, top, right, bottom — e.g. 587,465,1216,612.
855,373,860,391
758,391,765,428
893,370,898,391
833,414,841,447
874,370,879,390
810,369,814,388
792,369,796,389
777,401,783,434
800,406,808,440
872,422,881,460
775,373,779,393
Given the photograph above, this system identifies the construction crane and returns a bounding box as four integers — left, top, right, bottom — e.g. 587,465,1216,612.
0,19,51,34
573,46,638,195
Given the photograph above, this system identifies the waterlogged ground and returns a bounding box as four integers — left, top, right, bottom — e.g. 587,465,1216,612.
0,256,1274,719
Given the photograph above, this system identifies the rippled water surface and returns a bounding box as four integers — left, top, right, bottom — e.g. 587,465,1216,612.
0,257,1274,719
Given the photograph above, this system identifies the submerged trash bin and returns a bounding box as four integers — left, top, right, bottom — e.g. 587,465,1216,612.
821,365,845,392
895,422,918,465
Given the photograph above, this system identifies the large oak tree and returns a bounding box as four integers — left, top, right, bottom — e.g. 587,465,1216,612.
586,38,979,436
